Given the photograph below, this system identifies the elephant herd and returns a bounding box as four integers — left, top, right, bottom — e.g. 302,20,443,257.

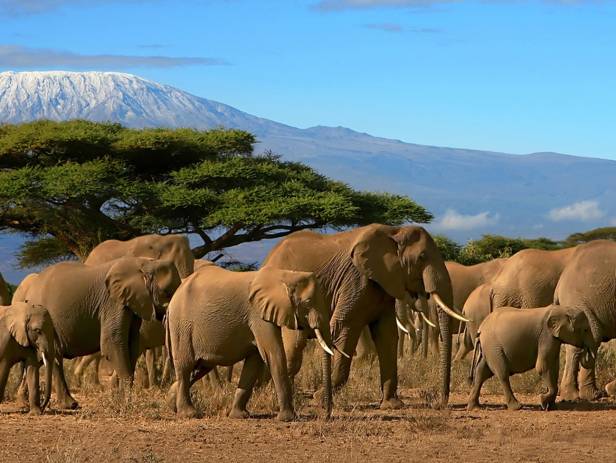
0,224,615,420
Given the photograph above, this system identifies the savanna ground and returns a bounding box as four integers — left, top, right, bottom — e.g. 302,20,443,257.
3,341,616,462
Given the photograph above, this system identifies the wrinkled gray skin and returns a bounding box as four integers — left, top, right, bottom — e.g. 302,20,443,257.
85,234,195,278
166,265,334,420
555,240,616,400
0,302,56,414
263,224,455,407
75,235,197,387
468,305,596,411
21,257,181,409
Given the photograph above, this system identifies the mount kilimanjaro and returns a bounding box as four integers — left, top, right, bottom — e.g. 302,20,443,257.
0,70,615,277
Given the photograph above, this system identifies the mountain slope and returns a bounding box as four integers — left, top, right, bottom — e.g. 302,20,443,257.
0,70,615,281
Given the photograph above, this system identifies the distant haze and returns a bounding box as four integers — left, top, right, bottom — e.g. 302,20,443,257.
1,71,614,281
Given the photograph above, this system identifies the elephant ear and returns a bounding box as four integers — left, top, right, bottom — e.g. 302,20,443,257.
547,307,572,339
249,268,301,330
7,303,30,347
105,259,156,321
351,225,407,300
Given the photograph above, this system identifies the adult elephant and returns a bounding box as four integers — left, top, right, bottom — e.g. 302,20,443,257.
462,247,577,342
21,257,181,408
555,240,616,400
418,259,507,360
85,234,194,278
263,224,466,407
75,234,196,386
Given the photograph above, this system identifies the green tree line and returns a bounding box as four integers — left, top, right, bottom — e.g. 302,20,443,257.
434,227,616,265
0,120,432,268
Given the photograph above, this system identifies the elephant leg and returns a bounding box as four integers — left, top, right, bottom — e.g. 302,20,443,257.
397,330,405,358
161,347,173,384
226,365,234,382
491,358,520,410
370,312,403,409
559,345,581,401
0,360,10,403
15,362,28,406
53,359,78,409
254,324,295,421
229,354,265,419
467,357,493,410
145,349,157,388
175,364,198,418
578,364,604,401
103,313,141,394
420,318,429,358
329,326,361,393
25,357,42,415
282,328,308,380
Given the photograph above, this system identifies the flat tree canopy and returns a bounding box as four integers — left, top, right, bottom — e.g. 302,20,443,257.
0,120,432,267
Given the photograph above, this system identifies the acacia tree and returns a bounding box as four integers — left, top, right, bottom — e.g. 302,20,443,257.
0,120,432,267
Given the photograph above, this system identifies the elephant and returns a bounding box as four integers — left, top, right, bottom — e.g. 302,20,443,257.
85,234,194,278
0,273,10,306
20,257,181,408
11,273,38,305
467,305,596,411
262,224,467,407
74,234,196,387
460,248,578,368
166,264,335,420
0,302,56,414
554,240,616,400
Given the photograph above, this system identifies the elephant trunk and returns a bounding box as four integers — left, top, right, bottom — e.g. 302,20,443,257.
422,263,455,407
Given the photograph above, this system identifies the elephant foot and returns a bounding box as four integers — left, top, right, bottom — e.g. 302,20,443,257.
276,409,296,422
28,406,43,416
559,384,579,402
380,397,404,410
604,380,616,398
506,399,521,411
579,386,606,402
466,399,480,411
56,396,79,410
228,408,250,419
166,383,178,412
177,406,198,419
16,387,29,407
540,395,556,411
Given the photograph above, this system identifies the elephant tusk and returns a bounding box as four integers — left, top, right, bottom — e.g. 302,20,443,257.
396,317,410,334
421,312,437,328
334,345,351,359
42,353,48,368
315,329,335,356
432,293,471,323
162,302,169,308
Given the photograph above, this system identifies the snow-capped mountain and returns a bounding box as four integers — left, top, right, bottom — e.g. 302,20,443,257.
1,70,616,281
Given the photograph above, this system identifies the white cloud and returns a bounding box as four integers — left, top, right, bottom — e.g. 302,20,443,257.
0,45,227,69
434,209,499,231
548,200,604,222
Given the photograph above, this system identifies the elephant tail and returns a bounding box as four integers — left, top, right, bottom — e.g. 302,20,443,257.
469,334,482,384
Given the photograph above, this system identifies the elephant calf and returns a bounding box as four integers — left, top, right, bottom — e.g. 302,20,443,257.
0,302,56,414
166,265,335,420
467,305,596,411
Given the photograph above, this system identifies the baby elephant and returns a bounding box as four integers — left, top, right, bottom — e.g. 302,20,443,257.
468,305,596,411
0,302,56,414
166,265,335,420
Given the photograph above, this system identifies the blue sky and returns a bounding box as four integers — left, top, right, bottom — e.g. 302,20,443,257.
1,0,615,159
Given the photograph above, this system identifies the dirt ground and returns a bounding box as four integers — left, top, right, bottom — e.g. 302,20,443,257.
1,387,615,463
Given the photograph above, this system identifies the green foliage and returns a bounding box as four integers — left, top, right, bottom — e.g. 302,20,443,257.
0,121,431,267
565,227,616,246
436,234,564,265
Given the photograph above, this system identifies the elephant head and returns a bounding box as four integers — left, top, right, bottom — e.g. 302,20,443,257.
106,257,182,321
249,267,336,413
7,302,56,411
547,305,597,369
132,235,195,279
350,224,465,405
